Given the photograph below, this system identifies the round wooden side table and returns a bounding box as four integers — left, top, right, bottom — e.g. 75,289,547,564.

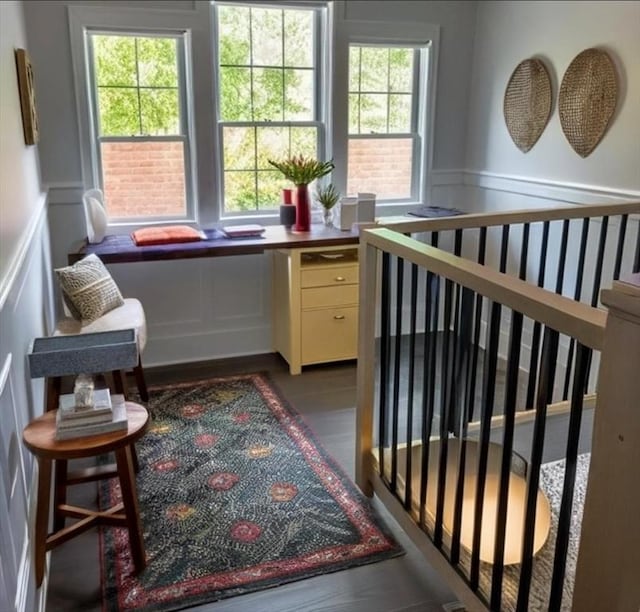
22,402,149,587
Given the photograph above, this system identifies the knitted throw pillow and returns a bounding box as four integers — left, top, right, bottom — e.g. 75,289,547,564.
55,254,124,323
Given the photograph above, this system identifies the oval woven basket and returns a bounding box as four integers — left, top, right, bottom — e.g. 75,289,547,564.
559,48,617,158
503,58,552,153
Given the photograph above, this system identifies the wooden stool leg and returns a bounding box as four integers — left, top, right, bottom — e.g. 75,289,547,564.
111,370,126,399
53,459,68,531
115,445,146,573
35,458,52,587
133,358,149,402
131,444,140,474
46,377,62,413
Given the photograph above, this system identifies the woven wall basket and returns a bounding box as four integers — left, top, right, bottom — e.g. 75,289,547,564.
503,58,552,153
559,48,618,158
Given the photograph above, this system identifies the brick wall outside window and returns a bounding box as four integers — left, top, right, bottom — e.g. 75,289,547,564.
347,138,413,200
100,138,413,217
101,142,186,218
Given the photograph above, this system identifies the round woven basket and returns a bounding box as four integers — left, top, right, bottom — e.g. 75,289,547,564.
503,58,552,153
559,48,617,158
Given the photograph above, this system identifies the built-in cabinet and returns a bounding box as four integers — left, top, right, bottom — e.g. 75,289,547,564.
272,245,359,374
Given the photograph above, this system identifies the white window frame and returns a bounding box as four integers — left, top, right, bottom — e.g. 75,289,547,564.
69,5,207,230
85,30,194,222
330,16,439,214
211,0,332,219
347,43,426,203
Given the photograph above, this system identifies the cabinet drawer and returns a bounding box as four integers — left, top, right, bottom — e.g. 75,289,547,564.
301,307,358,364
301,285,359,309
301,265,358,288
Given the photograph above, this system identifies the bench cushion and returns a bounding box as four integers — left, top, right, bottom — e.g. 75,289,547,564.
55,298,147,352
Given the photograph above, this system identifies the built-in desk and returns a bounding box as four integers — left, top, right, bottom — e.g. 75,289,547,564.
67,225,359,265
67,225,361,373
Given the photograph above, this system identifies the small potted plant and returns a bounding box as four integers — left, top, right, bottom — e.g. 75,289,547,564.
268,155,334,232
315,183,340,227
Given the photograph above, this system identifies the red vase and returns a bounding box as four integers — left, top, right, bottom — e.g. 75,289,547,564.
293,184,311,232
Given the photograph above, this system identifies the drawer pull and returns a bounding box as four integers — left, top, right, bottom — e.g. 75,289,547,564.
335,276,346,282
333,314,345,320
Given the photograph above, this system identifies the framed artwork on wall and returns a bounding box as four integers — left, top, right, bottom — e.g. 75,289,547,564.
15,48,39,145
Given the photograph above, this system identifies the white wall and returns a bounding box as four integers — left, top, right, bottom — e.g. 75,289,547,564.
22,0,479,367
464,0,640,203
0,1,43,287
0,2,52,611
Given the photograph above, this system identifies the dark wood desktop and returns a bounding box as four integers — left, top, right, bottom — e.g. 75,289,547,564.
68,225,360,265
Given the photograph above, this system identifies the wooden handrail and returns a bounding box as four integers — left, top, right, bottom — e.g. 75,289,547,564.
377,201,640,234
361,228,607,350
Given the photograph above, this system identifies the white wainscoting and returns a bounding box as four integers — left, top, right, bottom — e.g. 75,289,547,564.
0,195,53,611
108,255,272,367
0,354,20,611
430,169,466,210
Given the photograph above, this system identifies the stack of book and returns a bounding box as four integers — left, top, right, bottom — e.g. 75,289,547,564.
55,389,128,441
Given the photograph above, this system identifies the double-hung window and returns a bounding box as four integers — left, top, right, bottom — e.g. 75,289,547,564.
214,2,328,215
85,31,193,220
347,44,427,203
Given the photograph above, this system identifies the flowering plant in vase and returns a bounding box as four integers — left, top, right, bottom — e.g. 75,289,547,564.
268,155,334,231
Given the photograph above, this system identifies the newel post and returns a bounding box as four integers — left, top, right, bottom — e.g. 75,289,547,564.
355,237,378,496
573,275,640,612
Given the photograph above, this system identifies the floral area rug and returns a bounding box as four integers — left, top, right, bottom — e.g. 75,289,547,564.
100,373,403,611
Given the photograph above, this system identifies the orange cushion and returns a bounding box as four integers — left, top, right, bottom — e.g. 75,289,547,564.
132,225,204,246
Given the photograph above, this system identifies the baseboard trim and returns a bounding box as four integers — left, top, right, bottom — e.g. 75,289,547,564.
15,531,31,612
15,464,47,612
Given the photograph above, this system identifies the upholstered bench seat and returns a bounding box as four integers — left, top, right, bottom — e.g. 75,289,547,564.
55,298,147,351
54,298,148,402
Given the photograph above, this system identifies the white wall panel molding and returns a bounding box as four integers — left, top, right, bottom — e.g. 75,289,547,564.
210,255,268,322
431,169,466,186
0,353,26,612
109,261,206,332
14,531,30,612
145,325,272,368
463,170,640,205
429,170,467,208
0,192,47,312
105,254,272,366
425,168,640,210
10,461,43,612
45,183,83,206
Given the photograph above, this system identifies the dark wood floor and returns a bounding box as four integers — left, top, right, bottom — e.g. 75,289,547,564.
45,355,460,612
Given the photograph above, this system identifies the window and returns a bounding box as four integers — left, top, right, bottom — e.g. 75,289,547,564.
86,31,193,220
214,2,327,214
347,44,426,202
